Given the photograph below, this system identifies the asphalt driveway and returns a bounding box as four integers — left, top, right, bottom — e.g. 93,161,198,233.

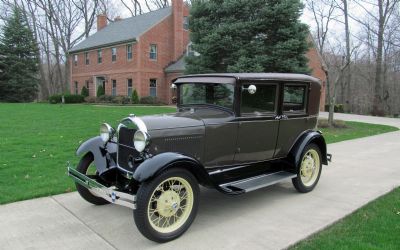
1,113,399,250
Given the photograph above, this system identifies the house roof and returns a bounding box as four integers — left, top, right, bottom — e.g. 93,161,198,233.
69,7,172,53
165,56,186,73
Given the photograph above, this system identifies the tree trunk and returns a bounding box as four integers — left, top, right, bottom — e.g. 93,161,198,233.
373,0,385,116
343,0,352,113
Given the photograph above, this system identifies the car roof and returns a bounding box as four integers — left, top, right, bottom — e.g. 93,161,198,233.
175,73,321,85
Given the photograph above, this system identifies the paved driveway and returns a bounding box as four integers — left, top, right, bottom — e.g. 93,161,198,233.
1,113,399,250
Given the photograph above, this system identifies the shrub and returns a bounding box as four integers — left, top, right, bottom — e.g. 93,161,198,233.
139,96,164,105
97,85,105,97
325,104,345,113
97,95,113,103
49,94,62,104
64,94,85,103
84,96,97,103
48,94,84,104
81,86,89,97
131,89,139,104
112,96,130,105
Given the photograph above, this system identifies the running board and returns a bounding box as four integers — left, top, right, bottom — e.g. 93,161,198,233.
219,171,296,193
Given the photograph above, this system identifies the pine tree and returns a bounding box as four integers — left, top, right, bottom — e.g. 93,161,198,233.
97,85,105,97
81,86,89,97
131,89,139,104
0,7,39,102
186,0,310,74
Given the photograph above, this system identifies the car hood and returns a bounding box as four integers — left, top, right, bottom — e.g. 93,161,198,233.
140,107,234,131
140,111,204,131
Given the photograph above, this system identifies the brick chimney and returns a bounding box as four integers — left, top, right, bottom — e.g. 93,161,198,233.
97,14,107,31
172,0,184,61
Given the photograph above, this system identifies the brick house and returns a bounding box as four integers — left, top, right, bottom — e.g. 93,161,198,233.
69,0,326,109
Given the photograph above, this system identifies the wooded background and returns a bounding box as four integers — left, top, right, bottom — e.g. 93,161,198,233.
0,0,399,116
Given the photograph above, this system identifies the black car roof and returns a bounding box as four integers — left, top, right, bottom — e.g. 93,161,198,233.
175,73,321,85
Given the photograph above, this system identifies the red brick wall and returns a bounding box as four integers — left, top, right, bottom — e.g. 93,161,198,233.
306,46,327,111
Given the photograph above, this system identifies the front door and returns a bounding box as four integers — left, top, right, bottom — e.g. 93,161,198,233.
234,82,280,163
96,76,106,96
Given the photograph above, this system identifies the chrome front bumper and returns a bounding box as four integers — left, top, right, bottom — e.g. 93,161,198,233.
67,165,136,209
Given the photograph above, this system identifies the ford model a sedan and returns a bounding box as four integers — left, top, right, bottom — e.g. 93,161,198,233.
68,73,330,242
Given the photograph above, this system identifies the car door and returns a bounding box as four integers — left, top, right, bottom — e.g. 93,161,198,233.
233,82,280,164
274,82,316,158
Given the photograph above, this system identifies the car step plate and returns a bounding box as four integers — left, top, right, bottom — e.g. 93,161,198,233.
219,171,297,193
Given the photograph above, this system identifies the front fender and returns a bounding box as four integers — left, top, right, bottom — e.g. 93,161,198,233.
289,130,328,169
76,136,117,174
132,152,212,186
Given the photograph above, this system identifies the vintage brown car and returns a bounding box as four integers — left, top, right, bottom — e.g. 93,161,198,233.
68,73,331,242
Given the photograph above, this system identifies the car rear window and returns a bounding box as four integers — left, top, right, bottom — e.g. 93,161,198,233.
283,85,308,113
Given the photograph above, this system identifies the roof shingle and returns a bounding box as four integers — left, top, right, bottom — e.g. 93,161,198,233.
69,7,172,53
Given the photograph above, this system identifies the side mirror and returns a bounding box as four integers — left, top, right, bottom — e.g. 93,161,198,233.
242,85,257,95
170,84,177,90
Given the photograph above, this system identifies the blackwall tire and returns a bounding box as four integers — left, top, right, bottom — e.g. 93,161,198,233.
76,153,110,205
292,143,322,193
133,168,199,243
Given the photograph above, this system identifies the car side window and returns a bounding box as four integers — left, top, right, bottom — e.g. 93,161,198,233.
283,85,308,113
241,84,277,116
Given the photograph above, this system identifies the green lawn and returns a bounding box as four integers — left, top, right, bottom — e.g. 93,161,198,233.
0,103,398,204
0,103,175,204
291,187,400,250
319,121,398,144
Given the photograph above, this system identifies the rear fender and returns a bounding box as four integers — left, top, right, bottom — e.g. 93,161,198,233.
132,152,212,186
288,130,328,169
76,136,117,174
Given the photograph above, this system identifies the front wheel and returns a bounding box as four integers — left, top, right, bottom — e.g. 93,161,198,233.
133,168,199,243
76,153,110,205
292,143,322,193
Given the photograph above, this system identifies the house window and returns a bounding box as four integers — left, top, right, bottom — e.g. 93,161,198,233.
149,79,157,97
112,80,117,96
127,79,133,97
127,44,133,60
73,54,78,66
85,52,89,65
187,42,199,57
111,47,117,62
241,84,277,116
283,85,308,113
150,44,157,60
183,16,189,30
97,49,102,64
74,81,79,95
85,80,90,93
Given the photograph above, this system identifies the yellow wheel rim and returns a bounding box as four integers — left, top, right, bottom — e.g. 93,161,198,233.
147,177,194,234
300,149,320,187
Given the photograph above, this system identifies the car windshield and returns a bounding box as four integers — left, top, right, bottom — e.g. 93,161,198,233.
179,83,235,109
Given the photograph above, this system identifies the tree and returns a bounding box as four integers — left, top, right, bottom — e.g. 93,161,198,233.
131,89,139,104
0,7,39,102
81,86,89,97
186,0,310,74
97,85,105,97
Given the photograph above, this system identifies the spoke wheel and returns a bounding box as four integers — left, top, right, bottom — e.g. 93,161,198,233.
292,143,322,193
134,168,199,243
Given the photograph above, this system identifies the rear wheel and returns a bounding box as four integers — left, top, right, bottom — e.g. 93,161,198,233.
134,168,199,243
292,143,322,193
76,153,109,205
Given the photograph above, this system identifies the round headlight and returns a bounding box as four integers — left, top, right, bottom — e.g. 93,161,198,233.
100,123,114,143
134,130,150,152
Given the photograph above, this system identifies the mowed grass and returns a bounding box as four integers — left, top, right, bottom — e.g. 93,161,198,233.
319,121,398,144
0,103,175,204
291,187,400,250
0,103,398,204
